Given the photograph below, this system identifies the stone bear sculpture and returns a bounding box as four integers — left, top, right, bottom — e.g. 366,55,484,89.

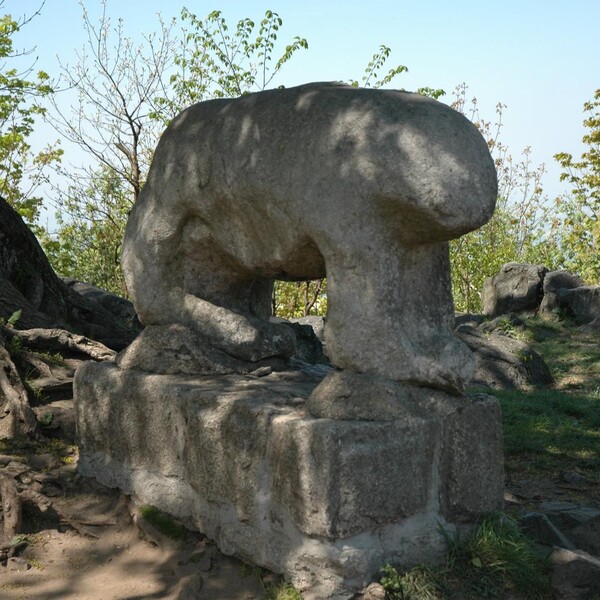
121,82,497,396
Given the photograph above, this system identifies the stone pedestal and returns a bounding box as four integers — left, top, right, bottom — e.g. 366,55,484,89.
75,361,503,599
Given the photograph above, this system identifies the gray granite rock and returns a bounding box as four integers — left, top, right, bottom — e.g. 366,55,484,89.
122,82,497,394
482,262,547,317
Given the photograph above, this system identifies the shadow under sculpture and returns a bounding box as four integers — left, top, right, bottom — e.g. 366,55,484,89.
75,83,504,599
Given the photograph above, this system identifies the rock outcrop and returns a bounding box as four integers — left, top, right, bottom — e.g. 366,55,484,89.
0,197,136,351
482,262,548,317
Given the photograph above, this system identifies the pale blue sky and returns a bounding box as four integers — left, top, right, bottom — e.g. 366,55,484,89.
5,0,600,204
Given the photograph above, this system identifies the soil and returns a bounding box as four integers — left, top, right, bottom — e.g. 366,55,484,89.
0,398,274,600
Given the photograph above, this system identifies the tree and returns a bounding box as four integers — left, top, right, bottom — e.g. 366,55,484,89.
46,6,309,299
551,89,600,282
48,0,174,204
45,167,130,296
151,8,308,124
0,2,61,227
449,85,551,313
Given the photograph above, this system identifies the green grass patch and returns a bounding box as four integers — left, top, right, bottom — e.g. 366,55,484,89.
138,505,186,541
496,388,600,476
380,514,550,599
263,581,303,600
525,319,600,389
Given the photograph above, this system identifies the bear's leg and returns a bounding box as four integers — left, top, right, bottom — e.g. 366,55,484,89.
123,207,296,363
321,239,474,393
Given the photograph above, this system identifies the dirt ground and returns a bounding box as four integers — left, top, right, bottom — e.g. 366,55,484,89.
0,425,276,600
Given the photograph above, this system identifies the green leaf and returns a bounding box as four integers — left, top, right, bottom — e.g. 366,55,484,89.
7,309,22,327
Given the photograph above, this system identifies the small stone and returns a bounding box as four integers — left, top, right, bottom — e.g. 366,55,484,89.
177,573,203,600
361,582,386,599
560,470,588,486
550,548,600,599
250,366,272,378
7,557,31,571
4,461,29,477
503,491,521,506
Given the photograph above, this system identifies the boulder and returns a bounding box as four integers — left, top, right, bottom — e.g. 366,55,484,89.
0,196,135,350
550,548,600,600
551,286,600,325
482,262,548,317
280,320,327,365
455,325,553,389
62,278,142,337
539,269,585,319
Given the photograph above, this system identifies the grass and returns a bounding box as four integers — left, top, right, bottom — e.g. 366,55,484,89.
380,514,550,600
487,317,600,479
138,504,186,541
263,582,303,600
0,436,76,463
497,387,600,477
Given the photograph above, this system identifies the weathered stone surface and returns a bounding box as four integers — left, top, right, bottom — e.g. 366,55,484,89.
539,269,585,319
455,325,553,389
0,196,135,350
552,285,600,324
571,515,600,557
279,319,327,364
550,548,600,600
435,393,504,521
290,315,325,342
306,370,433,421
122,82,497,394
62,277,142,337
482,262,548,317
75,362,504,598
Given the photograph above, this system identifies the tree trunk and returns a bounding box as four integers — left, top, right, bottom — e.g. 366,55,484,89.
0,331,39,438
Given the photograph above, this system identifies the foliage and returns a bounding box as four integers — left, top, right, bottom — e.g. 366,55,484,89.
349,44,408,90
380,514,550,599
0,2,61,226
551,89,600,282
45,166,129,295
0,308,22,327
263,581,302,600
449,85,551,313
49,0,175,202
151,8,308,123
380,562,442,599
46,6,310,298
445,513,550,598
349,44,444,99
273,279,327,318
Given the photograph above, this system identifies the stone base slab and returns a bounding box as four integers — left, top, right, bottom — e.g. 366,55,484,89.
75,362,504,599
